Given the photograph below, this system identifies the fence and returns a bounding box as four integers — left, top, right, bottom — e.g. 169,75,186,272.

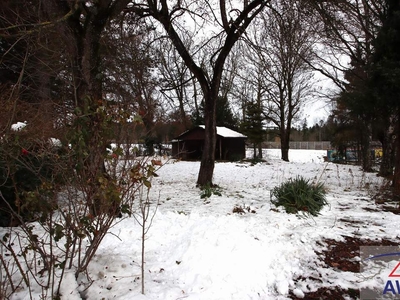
263,141,331,150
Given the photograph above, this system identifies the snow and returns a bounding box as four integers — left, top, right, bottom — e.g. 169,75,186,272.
3,149,399,299
198,125,247,138
11,121,27,131
49,138,62,148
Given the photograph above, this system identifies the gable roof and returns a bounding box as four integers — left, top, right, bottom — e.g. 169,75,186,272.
198,125,247,138
173,125,247,141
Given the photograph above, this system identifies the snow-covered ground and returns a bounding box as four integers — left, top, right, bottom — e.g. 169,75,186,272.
4,149,399,299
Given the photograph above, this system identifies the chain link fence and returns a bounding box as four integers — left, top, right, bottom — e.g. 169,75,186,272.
263,141,331,150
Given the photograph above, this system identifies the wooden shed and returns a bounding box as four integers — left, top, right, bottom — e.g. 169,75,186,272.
171,125,247,161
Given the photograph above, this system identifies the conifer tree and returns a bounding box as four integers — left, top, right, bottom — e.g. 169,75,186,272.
192,96,239,130
334,51,376,171
371,0,400,191
241,101,265,159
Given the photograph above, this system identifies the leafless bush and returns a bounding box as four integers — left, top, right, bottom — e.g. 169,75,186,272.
130,160,160,295
0,113,161,298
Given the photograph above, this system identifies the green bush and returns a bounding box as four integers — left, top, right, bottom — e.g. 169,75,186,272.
0,137,62,226
270,176,327,217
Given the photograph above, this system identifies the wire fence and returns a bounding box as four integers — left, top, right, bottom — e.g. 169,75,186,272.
263,141,331,150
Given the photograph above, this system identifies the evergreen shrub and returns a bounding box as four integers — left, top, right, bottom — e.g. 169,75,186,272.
271,176,327,217
0,134,62,226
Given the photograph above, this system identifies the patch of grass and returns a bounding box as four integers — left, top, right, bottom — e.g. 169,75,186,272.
200,184,222,199
271,176,327,217
243,157,267,166
232,204,256,214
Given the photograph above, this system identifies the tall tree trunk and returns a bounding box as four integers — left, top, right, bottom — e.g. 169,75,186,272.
71,20,107,174
392,114,400,193
258,143,263,159
54,2,121,215
197,93,217,186
379,126,395,177
178,90,188,129
280,129,290,162
360,122,373,172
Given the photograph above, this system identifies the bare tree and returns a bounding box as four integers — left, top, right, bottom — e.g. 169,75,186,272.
157,38,194,130
133,0,269,186
232,43,269,159
305,0,385,89
248,0,316,161
105,24,163,154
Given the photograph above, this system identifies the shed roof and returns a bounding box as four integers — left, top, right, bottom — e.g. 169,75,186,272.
172,125,246,142
198,125,247,138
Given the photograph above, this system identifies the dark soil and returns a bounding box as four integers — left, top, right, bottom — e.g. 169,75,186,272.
373,186,400,214
381,205,400,214
287,187,400,299
289,286,359,299
288,230,398,299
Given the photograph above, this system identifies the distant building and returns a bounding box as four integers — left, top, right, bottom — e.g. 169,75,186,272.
171,125,247,161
